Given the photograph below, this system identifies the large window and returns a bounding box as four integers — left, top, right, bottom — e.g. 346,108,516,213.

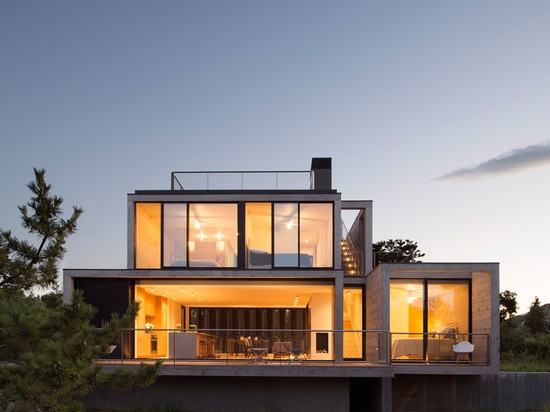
273,203,333,268
390,279,470,361
188,204,238,267
246,203,272,269
274,203,299,267
135,203,161,269
300,203,333,268
343,288,363,359
164,203,187,267
134,201,333,270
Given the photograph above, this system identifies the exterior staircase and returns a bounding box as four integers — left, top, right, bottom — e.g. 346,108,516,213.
341,238,359,275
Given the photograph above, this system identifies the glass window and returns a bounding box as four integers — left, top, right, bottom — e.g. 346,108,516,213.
274,203,298,267
390,280,424,335
427,281,469,337
390,279,470,361
246,203,272,269
163,203,187,267
135,203,161,269
300,203,333,268
188,204,238,267
343,288,363,359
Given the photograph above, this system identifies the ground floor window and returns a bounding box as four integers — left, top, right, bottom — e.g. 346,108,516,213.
390,279,470,361
133,280,334,360
343,287,364,359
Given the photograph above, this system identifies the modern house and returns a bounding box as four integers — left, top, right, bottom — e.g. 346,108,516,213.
64,158,500,412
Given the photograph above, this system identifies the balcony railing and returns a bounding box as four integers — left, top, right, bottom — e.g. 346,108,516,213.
390,331,490,365
171,170,313,191
101,328,390,365
99,328,490,367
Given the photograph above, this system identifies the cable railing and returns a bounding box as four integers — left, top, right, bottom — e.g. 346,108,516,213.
100,328,491,366
390,331,490,365
100,328,390,365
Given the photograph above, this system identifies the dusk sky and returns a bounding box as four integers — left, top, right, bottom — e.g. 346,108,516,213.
2,1,549,313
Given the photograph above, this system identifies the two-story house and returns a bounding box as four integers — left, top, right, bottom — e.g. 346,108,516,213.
64,158,499,412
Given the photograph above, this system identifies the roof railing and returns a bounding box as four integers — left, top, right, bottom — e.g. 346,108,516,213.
171,170,314,191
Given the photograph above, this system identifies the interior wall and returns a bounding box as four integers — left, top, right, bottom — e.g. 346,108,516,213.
309,293,334,360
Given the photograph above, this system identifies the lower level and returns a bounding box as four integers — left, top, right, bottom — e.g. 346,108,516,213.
85,372,550,412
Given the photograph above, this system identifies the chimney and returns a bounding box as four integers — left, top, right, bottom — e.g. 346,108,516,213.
310,157,332,190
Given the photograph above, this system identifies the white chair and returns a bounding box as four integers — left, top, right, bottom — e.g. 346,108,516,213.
453,341,474,362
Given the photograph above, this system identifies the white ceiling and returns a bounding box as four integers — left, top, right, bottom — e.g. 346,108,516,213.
136,280,333,308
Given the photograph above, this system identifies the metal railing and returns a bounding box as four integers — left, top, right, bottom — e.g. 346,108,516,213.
390,331,490,365
171,171,314,191
100,328,390,365
100,328,490,366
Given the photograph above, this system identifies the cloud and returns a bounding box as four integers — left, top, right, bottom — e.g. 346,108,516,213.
435,142,550,180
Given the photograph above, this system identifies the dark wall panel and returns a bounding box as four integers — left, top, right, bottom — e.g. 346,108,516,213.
74,278,134,327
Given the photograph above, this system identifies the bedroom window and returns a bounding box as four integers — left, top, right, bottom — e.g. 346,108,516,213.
246,203,272,269
163,203,187,267
254,202,333,269
427,281,469,337
188,203,238,267
390,279,470,361
274,203,299,267
135,203,161,269
300,203,333,268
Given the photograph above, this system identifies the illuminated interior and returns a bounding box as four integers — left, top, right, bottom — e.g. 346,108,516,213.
343,288,363,359
390,279,469,360
133,280,334,358
135,203,161,269
135,202,333,269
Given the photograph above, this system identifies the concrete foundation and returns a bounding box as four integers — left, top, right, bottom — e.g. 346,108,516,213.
84,376,351,412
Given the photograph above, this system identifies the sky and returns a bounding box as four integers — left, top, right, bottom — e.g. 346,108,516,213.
1,1,549,314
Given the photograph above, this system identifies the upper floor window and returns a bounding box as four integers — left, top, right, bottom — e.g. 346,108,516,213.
134,201,333,269
135,203,161,269
188,203,238,267
164,203,187,266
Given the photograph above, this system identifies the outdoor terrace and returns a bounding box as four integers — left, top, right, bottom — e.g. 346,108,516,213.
99,328,491,376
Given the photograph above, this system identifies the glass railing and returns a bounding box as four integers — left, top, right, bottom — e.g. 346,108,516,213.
171,171,313,191
390,331,490,364
100,328,390,365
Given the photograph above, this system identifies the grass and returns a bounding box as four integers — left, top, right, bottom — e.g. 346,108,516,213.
500,356,550,372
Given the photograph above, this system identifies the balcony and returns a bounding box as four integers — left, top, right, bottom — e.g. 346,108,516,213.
99,329,490,370
102,328,388,365
391,331,490,365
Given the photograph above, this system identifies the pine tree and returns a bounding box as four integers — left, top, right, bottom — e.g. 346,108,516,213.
0,169,160,411
0,168,82,299
525,296,548,335
373,239,425,265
